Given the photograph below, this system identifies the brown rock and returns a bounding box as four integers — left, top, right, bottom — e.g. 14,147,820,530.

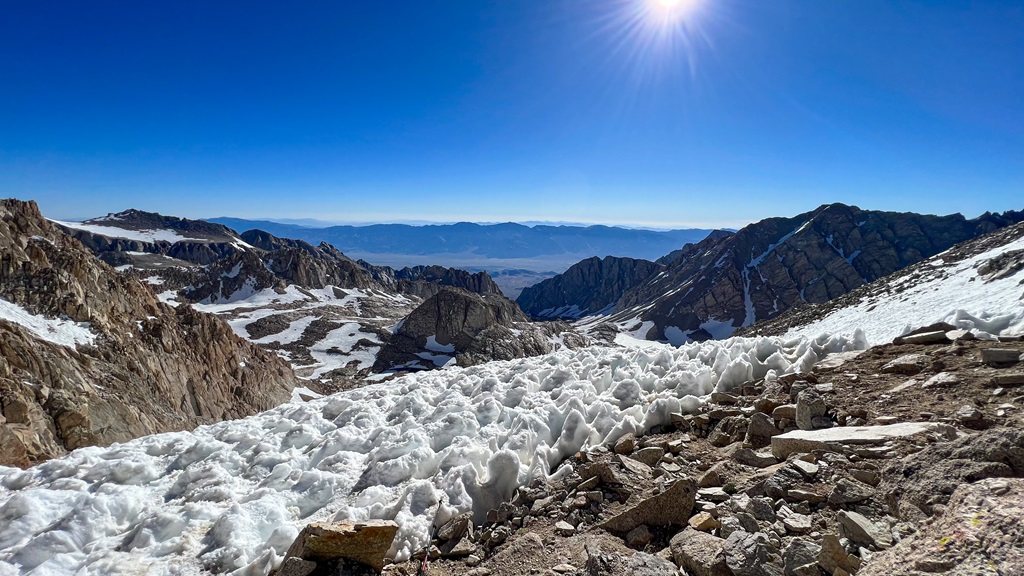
284,520,399,572
669,528,729,576
599,478,697,533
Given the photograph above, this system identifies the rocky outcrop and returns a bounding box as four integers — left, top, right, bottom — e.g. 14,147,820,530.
56,209,251,266
372,287,589,371
0,200,297,467
516,256,665,319
605,203,1024,342
358,261,502,298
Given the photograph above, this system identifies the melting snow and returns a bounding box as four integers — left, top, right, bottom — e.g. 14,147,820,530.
50,220,206,244
787,235,1024,344
0,334,863,575
0,297,96,348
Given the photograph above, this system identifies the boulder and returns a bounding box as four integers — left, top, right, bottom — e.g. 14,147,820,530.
283,521,399,572
770,422,944,459
745,412,781,448
837,511,892,549
818,534,861,575
828,478,875,506
980,348,1021,367
723,531,783,576
894,330,949,345
669,528,729,576
783,538,821,576
795,390,827,431
599,479,697,533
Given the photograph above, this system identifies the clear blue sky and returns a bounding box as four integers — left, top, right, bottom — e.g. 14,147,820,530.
2,1,1021,228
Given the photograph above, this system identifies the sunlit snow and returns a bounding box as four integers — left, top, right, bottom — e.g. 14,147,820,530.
0,334,863,575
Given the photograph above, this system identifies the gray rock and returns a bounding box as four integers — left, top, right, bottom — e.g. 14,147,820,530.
783,538,821,576
837,510,893,550
745,412,781,448
956,404,983,423
555,521,576,536
922,371,959,389
633,446,666,466
746,497,777,522
828,478,875,506
897,330,949,345
626,525,653,548
764,467,804,500
732,447,779,468
980,348,1021,366
880,354,929,375
279,557,317,576
771,404,797,421
599,479,697,533
669,528,728,576
795,390,827,431
724,531,783,576
790,459,819,479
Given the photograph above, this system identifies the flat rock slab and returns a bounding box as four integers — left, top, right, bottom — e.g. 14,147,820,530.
815,351,865,371
285,520,399,572
881,354,928,375
599,478,697,533
895,331,950,345
981,348,1022,366
771,422,942,459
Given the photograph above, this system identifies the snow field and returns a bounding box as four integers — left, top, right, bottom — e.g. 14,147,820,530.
0,297,96,348
0,334,863,575
786,234,1024,344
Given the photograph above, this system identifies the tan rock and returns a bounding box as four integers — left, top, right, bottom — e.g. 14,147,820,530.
284,520,399,572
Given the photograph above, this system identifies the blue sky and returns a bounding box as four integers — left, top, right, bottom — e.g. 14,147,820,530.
1,1,1021,228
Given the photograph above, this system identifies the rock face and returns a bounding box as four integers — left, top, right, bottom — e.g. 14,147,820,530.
516,255,665,319
358,261,502,298
597,203,1024,342
372,287,589,371
859,478,1024,576
55,208,252,266
0,200,297,467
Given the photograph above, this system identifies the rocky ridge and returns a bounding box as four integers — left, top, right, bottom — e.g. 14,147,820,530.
517,256,666,320
575,203,1023,343
0,200,298,467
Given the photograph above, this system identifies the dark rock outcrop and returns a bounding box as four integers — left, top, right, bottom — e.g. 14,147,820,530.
0,200,297,467
516,256,665,319
372,287,588,371
358,261,501,298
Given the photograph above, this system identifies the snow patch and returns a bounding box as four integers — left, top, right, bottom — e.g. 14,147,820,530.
0,297,96,348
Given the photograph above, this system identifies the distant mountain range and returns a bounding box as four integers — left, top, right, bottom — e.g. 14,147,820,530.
206,217,717,272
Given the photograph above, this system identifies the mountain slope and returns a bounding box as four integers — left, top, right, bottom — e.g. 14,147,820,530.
740,219,1024,344
516,255,666,319
0,200,298,467
587,203,1024,343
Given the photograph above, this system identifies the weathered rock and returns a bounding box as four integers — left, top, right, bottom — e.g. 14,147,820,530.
771,422,944,459
745,497,777,522
771,404,797,421
782,513,812,534
764,467,804,500
837,511,892,550
858,478,1024,576
880,354,928,375
980,348,1021,366
818,534,862,575
922,371,959,389
626,525,654,548
895,330,949,345
745,412,782,448
632,446,666,466
669,528,729,576
284,521,399,572
698,487,730,503
790,459,818,479
599,479,697,533
614,434,637,455
732,447,779,468
555,521,577,536
584,538,680,576
828,478,875,506
724,531,783,576
783,539,821,576
688,512,721,532
795,390,827,431
993,372,1024,386
878,428,1024,521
